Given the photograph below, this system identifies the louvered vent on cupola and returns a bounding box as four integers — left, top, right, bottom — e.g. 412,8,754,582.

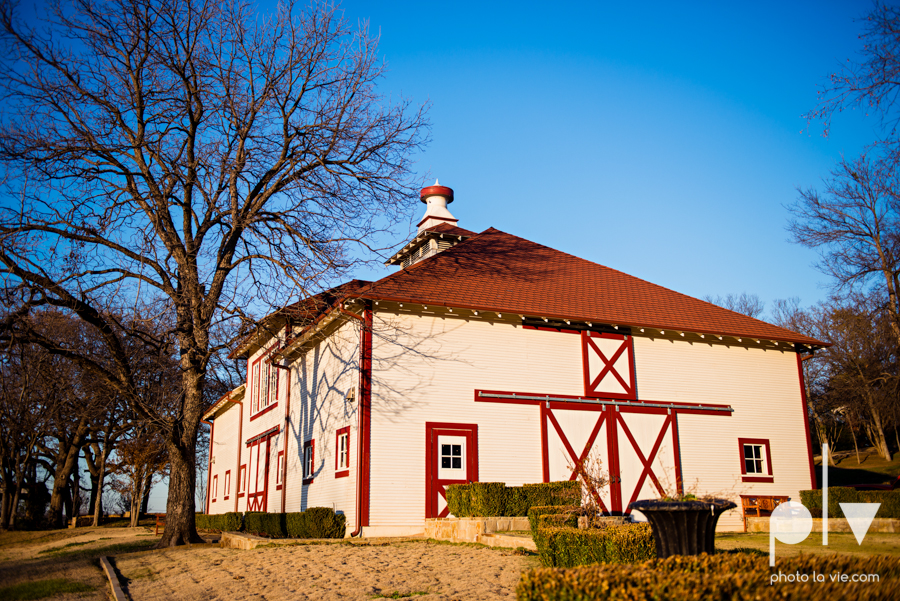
385,181,471,269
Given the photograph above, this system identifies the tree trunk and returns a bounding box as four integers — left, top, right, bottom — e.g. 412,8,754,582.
92,445,108,527
47,418,91,529
862,397,892,461
156,372,204,547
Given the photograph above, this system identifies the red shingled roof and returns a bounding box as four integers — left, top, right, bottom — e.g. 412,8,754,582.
359,227,823,346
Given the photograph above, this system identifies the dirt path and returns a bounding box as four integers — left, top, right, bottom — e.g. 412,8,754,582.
116,540,538,601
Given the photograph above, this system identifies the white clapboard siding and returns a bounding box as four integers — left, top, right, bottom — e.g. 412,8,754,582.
369,313,584,528
284,321,360,529
633,336,812,530
208,403,240,514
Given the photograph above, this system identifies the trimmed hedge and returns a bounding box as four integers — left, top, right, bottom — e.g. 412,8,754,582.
528,505,581,533
195,512,242,532
243,512,286,537
203,508,345,538
517,553,900,600
800,488,900,519
285,507,346,538
446,481,580,517
535,524,656,567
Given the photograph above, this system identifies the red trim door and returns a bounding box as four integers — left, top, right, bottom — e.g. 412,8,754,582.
246,433,276,512
425,422,478,518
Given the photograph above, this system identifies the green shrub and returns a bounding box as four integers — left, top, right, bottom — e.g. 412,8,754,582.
516,553,900,600
446,484,473,517
446,481,581,517
798,488,900,519
537,524,655,567
195,512,242,532
528,505,580,533
243,512,285,537
284,508,346,538
471,482,506,517
859,490,900,519
522,481,581,507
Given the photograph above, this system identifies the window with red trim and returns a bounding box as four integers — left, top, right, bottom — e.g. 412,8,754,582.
224,470,231,500
303,440,315,484
276,450,285,490
238,464,246,497
335,427,350,478
249,350,280,419
211,474,218,502
739,438,773,483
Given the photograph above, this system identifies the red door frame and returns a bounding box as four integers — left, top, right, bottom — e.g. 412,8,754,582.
245,427,279,512
425,422,479,518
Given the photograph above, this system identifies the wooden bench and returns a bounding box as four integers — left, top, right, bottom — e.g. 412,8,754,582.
154,513,166,535
740,495,789,532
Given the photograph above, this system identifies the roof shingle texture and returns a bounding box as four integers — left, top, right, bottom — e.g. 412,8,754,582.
360,227,822,346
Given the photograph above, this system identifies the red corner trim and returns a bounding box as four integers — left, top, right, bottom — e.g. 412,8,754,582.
204,419,214,514
797,353,817,489
353,302,374,536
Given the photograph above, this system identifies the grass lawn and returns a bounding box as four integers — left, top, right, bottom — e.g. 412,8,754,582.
717,531,900,557
0,526,160,601
813,446,900,488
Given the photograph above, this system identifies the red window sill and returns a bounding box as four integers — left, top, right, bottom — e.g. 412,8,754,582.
250,403,279,422
335,470,349,479
742,476,774,483
237,493,245,498
303,478,314,485
224,496,230,501
276,484,283,491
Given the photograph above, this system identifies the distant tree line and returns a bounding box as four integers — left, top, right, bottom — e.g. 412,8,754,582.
0,308,221,531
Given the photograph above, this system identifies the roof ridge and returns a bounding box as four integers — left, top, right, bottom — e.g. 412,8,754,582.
355,227,492,297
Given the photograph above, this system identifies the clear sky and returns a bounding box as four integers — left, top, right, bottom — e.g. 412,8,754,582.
331,0,877,315
156,0,877,512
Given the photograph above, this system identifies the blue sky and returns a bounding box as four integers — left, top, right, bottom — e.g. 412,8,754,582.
331,0,877,314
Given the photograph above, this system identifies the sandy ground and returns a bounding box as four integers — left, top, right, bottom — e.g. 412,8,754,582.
116,540,539,601
0,525,158,601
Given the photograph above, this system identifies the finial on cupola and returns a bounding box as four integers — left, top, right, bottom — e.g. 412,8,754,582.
417,179,457,232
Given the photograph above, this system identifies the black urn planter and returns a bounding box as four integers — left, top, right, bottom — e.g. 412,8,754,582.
628,499,737,558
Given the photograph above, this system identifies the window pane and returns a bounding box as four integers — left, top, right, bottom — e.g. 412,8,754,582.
745,459,755,473
441,457,450,468
452,445,461,457
452,457,461,469
441,444,450,456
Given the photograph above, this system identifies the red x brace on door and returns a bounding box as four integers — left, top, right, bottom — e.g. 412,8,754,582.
582,331,636,399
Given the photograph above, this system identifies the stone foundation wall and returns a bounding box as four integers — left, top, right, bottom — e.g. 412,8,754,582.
424,517,531,543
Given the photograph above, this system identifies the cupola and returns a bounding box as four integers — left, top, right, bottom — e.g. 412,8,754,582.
417,180,457,232
385,181,474,269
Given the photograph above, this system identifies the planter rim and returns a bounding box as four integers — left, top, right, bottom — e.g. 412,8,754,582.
629,498,737,512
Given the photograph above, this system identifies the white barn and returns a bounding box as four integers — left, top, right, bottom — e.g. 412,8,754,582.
202,183,822,536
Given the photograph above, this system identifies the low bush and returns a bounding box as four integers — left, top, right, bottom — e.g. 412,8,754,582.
243,512,285,537
536,523,655,567
195,512,242,532
446,481,581,517
799,488,900,519
517,553,900,600
285,507,346,538
445,484,473,517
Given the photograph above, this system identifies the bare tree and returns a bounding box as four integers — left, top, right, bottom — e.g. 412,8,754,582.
703,292,766,318
0,0,426,545
806,2,900,152
789,152,900,353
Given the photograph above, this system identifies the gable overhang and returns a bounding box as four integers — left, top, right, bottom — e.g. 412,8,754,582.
202,384,246,421
351,296,828,351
